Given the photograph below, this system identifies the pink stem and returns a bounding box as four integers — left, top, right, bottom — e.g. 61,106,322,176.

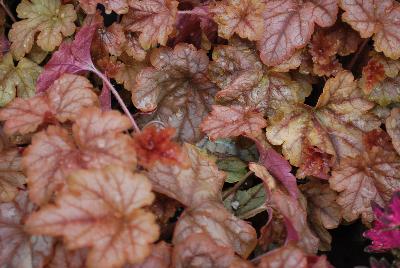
92,67,141,133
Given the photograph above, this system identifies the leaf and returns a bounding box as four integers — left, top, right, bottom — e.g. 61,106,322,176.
270,189,320,254
364,191,400,252
122,0,178,49
0,191,54,268
340,0,400,59
173,201,257,258
360,54,400,106
0,53,42,107
224,183,267,219
172,233,252,268
254,145,299,198
296,143,335,180
111,55,147,92
256,243,332,268
127,242,171,268
79,0,129,14
300,179,341,250
147,143,225,207
132,125,185,168
94,23,127,57
200,105,267,141
257,0,338,66
209,42,311,117
72,107,136,169
36,24,97,93
266,71,380,169
216,157,248,183
23,107,136,205
0,149,26,202
47,243,87,268
23,126,80,205
25,166,159,268
132,43,217,142
210,0,265,41
0,74,99,136
47,74,99,122
125,32,147,61
386,108,400,155
330,146,400,223
9,0,77,60
0,96,51,136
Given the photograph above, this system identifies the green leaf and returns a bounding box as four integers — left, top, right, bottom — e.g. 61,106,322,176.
0,53,42,107
217,157,247,183
223,184,267,219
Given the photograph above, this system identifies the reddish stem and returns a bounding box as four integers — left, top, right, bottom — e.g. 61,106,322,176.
92,67,141,133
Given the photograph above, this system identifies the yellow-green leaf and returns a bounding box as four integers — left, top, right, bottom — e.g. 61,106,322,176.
9,0,77,60
0,53,42,107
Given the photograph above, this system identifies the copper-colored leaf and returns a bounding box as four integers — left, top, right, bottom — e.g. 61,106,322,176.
173,201,257,258
127,242,171,268
301,179,341,230
132,126,184,168
147,143,225,207
200,105,267,140
0,96,51,136
0,149,26,202
25,166,159,268
47,74,99,122
0,191,54,268
270,189,319,254
23,126,80,205
72,107,136,169
296,143,335,180
9,0,77,60
209,42,311,117
79,0,129,14
94,23,127,57
340,0,400,59
210,0,265,41
257,0,338,66
23,107,137,205
330,146,400,223
132,43,217,142
172,233,252,268
256,243,332,268
266,71,380,169
123,0,178,49
0,74,98,136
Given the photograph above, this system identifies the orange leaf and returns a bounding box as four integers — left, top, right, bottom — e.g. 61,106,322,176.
25,166,159,268
257,0,338,66
330,146,400,223
340,0,400,59
123,0,178,49
132,126,184,168
210,0,265,41
172,233,252,268
23,107,137,205
147,143,225,207
131,43,217,142
200,105,267,140
0,74,98,135
173,201,257,258
127,242,171,268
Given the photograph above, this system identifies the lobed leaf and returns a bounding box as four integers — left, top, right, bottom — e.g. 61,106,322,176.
25,166,159,268
9,0,77,60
